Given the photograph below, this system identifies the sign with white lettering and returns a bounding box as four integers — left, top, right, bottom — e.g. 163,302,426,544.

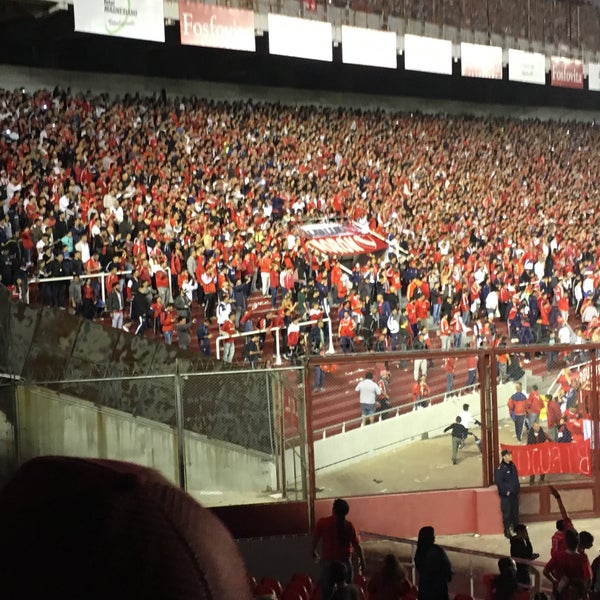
301,224,388,256
74,0,165,42
179,2,255,52
551,56,584,89
501,440,591,477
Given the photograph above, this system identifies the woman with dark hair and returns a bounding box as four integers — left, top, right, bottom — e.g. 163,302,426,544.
367,553,418,599
413,526,452,600
311,498,366,600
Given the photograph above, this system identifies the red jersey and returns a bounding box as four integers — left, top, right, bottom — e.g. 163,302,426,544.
312,515,359,562
220,319,236,342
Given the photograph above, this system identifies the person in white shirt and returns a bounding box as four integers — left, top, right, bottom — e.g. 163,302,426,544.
355,372,381,425
458,403,481,448
216,297,232,328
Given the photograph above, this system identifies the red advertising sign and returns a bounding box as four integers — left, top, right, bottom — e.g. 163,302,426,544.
500,440,591,477
301,223,388,257
178,2,255,52
551,56,584,89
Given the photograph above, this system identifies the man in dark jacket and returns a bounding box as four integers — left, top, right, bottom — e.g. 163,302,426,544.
131,281,151,336
494,449,521,538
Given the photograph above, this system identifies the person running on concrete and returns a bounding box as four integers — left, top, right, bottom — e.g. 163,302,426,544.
444,416,469,465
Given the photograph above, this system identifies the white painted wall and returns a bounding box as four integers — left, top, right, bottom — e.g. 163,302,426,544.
311,378,527,472
15,386,277,500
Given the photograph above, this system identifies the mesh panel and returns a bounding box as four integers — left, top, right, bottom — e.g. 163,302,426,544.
182,367,308,506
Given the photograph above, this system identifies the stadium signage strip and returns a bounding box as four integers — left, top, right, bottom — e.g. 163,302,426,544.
73,0,165,42
404,34,452,75
267,14,333,62
460,42,503,80
589,63,600,92
501,440,591,477
178,2,256,52
341,26,397,70
69,9,600,92
507,48,546,85
550,56,584,89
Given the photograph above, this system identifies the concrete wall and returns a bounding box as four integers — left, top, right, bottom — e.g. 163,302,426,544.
311,379,526,472
15,386,277,499
2,64,600,122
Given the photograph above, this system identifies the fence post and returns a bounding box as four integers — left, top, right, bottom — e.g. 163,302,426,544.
326,318,335,354
174,361,187,491
275,329,282,365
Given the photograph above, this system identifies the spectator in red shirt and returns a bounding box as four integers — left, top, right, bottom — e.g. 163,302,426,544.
526,384,544,430
546,395,562,441
543,529,591,594
311,499,365,600
219,314,237,364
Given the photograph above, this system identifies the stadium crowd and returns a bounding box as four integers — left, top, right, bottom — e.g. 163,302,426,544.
1,86,600,366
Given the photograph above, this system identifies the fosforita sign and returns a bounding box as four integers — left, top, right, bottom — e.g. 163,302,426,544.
179,2,255,52
74,0,165,43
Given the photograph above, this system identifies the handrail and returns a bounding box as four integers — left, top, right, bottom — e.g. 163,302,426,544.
360,530,551,597
546,359,591,397
313,382,482,439
26,267,173,304
215,317,334,366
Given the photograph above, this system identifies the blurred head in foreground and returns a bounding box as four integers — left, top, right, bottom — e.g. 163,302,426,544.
0,456,251,600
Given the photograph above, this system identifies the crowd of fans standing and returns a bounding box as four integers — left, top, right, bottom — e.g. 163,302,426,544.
1,86,600,365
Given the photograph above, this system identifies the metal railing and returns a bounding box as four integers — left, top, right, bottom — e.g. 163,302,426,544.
313,382,482,439
361,530,552,598
215,317,335,365
25,268,173,305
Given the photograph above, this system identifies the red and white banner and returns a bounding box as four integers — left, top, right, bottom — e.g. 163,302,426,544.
341,26,397,69
508,49,546,85
268,14,332,62
178,3,255,52
460,42,502,80
301,223,388,257
404,34,452,76
551,56,584,89
501,440,591,477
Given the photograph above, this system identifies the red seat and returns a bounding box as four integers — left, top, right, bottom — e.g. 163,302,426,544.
284,581,309,600
281,589,304,600
310,584,321,600
291,572,313,593
258,576,283,598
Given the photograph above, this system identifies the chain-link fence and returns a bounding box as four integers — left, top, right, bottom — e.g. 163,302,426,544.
0,365,308,508
307,343,599,501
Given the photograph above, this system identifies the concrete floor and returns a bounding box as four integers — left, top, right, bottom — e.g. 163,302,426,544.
315,417,585,497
